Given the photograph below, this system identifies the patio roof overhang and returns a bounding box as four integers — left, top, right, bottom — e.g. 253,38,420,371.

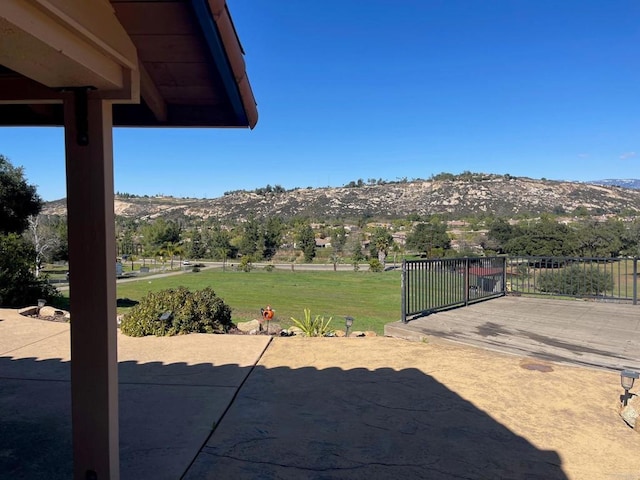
0,0,258,128
0,1,257,478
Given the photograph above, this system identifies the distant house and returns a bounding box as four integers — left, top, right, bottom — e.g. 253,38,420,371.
315,238,332,248
392,232,406,246
467,266,504,293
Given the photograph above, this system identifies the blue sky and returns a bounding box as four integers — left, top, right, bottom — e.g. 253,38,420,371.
1,0,639,201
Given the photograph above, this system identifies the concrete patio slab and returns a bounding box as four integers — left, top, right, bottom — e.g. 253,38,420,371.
184,336,640,480
3,302,640,480
385,296,640,371
0,309,69,357
0,310,271,480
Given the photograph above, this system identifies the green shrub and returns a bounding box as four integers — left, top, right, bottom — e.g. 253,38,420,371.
290,308,334,337
239,256,253,272
537,265,614,296
368,259,383,272
0,234,61,307
264,264,275,272
120,286,232,337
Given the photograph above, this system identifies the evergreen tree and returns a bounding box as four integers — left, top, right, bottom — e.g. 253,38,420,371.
238,217,263,258
0,155,42,234
487,218,517,253
209,226,234,261
263,217,284,260
297,224,316,262
574,219,624,258
141,218,181,257
503,218,577,257
188,229,207,259
406,221,450,258
0,155,57,306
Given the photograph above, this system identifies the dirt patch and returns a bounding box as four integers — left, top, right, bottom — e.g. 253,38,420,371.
520,360,554,372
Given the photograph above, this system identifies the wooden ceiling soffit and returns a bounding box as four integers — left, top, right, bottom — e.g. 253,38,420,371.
0,0,139,103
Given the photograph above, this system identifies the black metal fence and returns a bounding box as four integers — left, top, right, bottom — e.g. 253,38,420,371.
401,256,639,323
506,256,638,304
401,257,506,323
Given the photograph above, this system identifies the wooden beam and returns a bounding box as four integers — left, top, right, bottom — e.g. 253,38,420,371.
0,76,63,104
34,0,138,70
139,62,167,122
0,0,137,98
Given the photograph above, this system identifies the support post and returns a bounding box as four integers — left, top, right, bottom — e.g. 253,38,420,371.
64,90,119,479
501,256,507,297
633,258,637,306
464,257,470,306
401,260,407,323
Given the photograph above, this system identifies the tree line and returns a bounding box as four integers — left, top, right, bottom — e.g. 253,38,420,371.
4,152,640,308
485,215,640,258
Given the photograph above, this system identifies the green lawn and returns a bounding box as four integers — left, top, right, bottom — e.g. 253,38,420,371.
113,268,402,334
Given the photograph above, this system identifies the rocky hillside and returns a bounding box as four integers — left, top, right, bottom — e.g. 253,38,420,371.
43,175,640,221
588,179,640,189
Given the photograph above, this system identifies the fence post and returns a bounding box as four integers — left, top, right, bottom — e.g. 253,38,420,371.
633,258,638,306
464,257,470,306
401,260,407,323
501,256,507,296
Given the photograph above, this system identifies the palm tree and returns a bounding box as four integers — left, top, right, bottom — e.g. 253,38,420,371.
372,227,393,268
158,242,183,269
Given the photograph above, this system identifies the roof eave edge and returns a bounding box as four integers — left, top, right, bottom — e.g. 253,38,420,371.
191,0,258,129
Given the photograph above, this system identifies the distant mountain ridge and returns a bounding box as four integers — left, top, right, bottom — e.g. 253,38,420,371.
587,179,640,189
43,174,640,222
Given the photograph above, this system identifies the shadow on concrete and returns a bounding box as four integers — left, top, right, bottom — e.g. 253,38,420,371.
404,321,636,371
0,355,569,479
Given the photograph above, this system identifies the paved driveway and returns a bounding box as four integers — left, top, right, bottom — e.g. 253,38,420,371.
385,295,640,371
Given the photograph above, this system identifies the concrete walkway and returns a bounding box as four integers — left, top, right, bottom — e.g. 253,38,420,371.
1,304,640,479
385,296,640,371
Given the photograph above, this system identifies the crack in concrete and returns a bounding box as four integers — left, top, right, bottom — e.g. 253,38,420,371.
201,451,431,473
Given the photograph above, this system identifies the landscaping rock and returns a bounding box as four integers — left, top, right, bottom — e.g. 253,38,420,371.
288,326,303,335
620,394,639,431
39,306,61,317
18,305,70,322
237,320,261,333
334,330,345,337
364,331,377,337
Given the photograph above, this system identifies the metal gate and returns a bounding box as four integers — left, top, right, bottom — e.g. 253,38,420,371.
401,257,506,323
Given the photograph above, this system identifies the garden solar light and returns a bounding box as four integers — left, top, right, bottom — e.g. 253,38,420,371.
345,316,354,337
620,370,639,406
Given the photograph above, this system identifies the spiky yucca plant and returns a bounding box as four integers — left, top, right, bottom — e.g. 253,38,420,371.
290,308,334,337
